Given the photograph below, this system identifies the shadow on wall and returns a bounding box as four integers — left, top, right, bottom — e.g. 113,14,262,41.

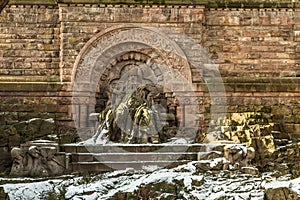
0,0,9,13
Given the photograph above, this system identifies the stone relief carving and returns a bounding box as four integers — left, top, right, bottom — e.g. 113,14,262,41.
10,141,65,177
74,27,191,84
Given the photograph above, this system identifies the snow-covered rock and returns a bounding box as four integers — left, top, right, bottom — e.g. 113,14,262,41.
1,161,300,200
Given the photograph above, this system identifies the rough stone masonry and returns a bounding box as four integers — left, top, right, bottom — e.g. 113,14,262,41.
0,0,300,172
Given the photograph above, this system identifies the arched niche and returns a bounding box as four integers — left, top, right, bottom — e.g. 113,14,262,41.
72,26,195,138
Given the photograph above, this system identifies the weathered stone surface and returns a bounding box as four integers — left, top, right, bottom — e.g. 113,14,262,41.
196,157,230,172
0,147,12,175
241,166,259,175
203,112,298,173
266,142,300,178
224,145,255,168
265,187,299,200
112,180,183,200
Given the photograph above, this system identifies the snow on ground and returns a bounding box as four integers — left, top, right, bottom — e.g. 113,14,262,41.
3,180,62,200
1,161,300,200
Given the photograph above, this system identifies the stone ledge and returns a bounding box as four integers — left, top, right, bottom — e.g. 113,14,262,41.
223,77,300,84
199,78,300,92
0,76,60,82
7,0,299,8
8,0,57,5
201,77,300,85
0,82,63,92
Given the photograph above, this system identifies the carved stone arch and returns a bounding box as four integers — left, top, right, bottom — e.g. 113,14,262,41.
73,25,192,85
72,26,193,135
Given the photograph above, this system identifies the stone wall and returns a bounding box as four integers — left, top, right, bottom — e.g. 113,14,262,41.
203,7,300,138
0,0,299,149
0,3,76,148
0,3,61,126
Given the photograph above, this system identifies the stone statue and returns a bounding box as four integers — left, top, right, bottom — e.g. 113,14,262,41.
10,147,25,176
27,146,48,177
93,85,176,144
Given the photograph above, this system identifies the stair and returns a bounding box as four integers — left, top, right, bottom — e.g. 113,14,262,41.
60,143,228,173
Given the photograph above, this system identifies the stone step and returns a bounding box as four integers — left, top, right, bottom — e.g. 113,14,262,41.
70,152,198,162
61,143,229,154
61,141,239,174
271,131,290,140
71,160,189,173
273,139,291,147
197,151,224,160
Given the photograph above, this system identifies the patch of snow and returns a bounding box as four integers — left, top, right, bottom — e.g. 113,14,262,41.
0,177,48,182
24,118,54,124
26,118,40,123
183,176,192,190
78,129,109,145
157,193,174,199
3,180,62,200
167,137,189,144
47,134,59,139
28,146,37,151
142,165,160,172
89,113,99,117
265,177,300,195
210,157,229,168
198,157,229,168
44,118,55,123
30,140,54,144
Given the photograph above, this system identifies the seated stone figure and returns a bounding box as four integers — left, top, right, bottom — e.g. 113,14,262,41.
27,146,48,177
